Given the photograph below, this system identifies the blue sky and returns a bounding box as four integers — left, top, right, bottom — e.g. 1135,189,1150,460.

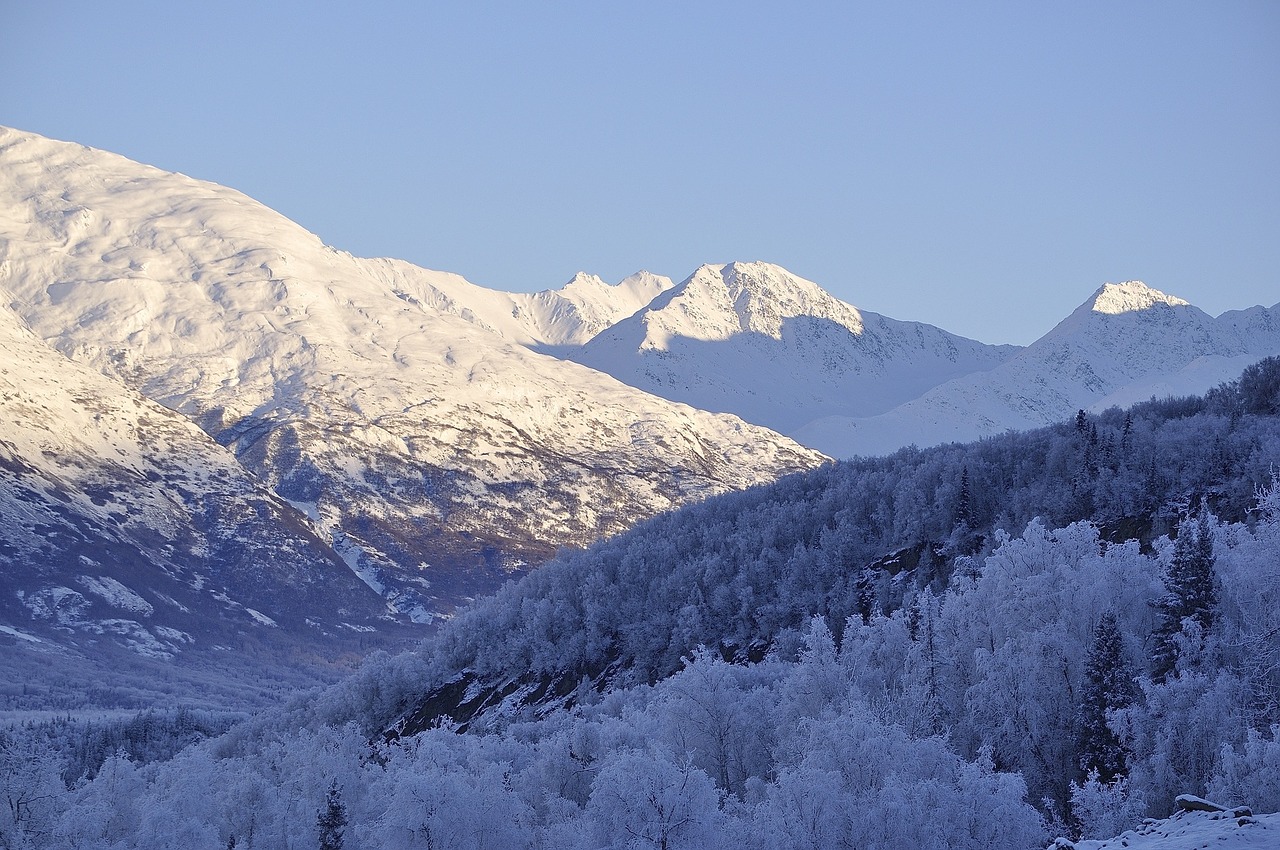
3,1,1276,344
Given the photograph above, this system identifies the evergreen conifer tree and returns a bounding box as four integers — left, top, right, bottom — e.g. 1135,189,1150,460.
1151,514,1218,682
956,465,972,529
1077,611,1137,783
317,781,347,850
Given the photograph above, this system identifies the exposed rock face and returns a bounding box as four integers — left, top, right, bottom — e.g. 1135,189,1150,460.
0,296,403,710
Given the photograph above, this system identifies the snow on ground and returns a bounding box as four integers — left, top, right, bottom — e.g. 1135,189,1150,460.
1052,797,1278,850
0,625,42,643
77,575,154,616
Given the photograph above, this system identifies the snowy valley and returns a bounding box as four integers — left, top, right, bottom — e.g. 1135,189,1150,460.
1,127,1279,848
7,363,1280,848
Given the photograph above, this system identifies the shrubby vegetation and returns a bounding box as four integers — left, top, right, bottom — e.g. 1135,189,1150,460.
0,641,363,715
4,358,1280,848
4,709,244,786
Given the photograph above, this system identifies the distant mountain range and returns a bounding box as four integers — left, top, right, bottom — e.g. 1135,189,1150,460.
1,126,1277,691
794,280,1280,456
566,260,1019,436
561,262,1280,458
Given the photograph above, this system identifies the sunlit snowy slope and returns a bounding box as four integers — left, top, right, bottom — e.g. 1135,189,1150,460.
564,264,1280,459
568,261,1019,434
6,123,1273,631
798,282,1280,456
351,264,672,349
0,127,823,620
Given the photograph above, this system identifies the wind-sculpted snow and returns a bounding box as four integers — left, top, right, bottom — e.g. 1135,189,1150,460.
569,261,1020,436
0,127,823,619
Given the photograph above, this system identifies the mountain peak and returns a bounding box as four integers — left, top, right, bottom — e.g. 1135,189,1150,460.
1090,281,1190,315
572,260,1017,436
660,261,864,343
557,270,671,308
616,270,672,294
561,271,610,292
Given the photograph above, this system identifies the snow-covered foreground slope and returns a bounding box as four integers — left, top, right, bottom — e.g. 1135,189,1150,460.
1053,797,1278,850
0,127,823,619
799,282,1280,457
568,261,1018,435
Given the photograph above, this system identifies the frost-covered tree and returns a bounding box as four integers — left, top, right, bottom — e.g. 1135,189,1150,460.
1237,356,1280,415
15,359,1280,846
1068,771,1146,841
1121,670,1250,811
0,731,67,850
1208,726,1280,813
586,750,721,850
1218,478,1280,721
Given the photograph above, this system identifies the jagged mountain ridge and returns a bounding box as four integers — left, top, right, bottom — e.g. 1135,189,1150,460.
561,265,1280,459
521,270,673,347
797,281,1280,456
372,264,672,348
566,261,1020,435
0,126,824,626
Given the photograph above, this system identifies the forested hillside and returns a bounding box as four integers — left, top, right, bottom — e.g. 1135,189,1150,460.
5,359,1279,849
375,356,1280,707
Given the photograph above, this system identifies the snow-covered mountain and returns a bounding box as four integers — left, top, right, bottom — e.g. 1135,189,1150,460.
0,294,401,683
0,127,824,625
566,261,1020,434
519,270,674,347
798,281,1280,457
563,266,1280,459
5,123,1275,644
